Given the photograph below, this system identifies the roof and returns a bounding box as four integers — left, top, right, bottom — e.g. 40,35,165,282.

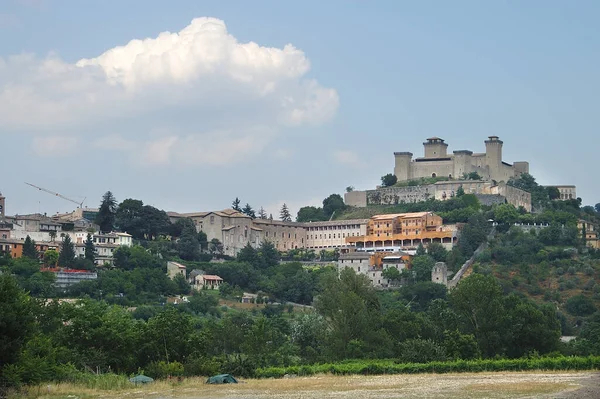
426,137,445,141
370,212,432,221
168,261,186,269
189,269,206,278
222,225,236,231
200,275,223,281
339,252,371,260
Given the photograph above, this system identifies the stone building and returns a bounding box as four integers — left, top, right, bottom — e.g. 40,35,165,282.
394,136,529,183
545,185,577,201
168,209,371,257
337,251,409,287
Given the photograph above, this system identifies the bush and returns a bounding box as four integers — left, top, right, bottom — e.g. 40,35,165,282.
398,339,448,364
254,356,600,379
145,361,184,379
555,267,565,276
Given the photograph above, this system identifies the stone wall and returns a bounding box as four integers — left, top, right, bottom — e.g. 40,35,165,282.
346,180,532,212
365,185,434,205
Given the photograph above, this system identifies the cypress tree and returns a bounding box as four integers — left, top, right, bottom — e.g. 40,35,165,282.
84,233,96,263
22,235,39,260
58,235,76,268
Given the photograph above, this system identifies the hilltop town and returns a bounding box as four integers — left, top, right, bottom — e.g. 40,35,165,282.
2,135,600,389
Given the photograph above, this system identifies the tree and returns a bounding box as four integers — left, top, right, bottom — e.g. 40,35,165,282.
139,205,171,240
296,206,327,222
547,186,561,200
115,198,145,238
198,230,208,251
450,274,506,357
43,249,59,267
22,235,39,260
411,255,436,282
58,234,76,268
232,197,242,212
427,242,448,262
178,222,200,261
269,214,273,221
208,238,224,255
280,203,292,222
237,242,259,266
381,173,398,187
382,267,401,283
566,295,597,316
173,274,190,295
346,186,355,193
242,203,256,219
0,274,36,371
323,194,346,219
84,233,96,263
48,230,57,242
464,172,482,180
416,243,426,256
595,203,600,214
456,185,465,197
95,191,117,233
315,268,381,359
258,207,267,219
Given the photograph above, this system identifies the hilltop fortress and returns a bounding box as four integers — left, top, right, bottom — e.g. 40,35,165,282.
394,136,529,182
345,136,533,211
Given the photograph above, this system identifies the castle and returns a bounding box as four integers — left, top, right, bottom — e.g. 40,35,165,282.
394,136,529,183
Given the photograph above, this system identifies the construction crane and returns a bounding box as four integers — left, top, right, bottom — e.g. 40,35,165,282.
25,182,86,208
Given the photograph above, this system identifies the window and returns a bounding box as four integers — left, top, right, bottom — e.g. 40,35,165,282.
210,216,215,224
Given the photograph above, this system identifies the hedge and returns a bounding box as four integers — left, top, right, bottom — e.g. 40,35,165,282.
255,356,600,379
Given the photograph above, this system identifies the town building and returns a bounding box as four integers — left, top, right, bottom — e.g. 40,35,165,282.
546,185,577,201
168,209,371,256
345,212,457,252
337,250,410,287
394,136,529,183
0,238,59,259
40,268,98,289
191,274,223,290
71,231,133,266
578,220,599,249
167,261,187,279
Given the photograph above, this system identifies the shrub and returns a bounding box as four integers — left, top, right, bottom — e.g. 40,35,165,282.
555,267,565,276
568,266,577,275
398,339,448,364
145,361,184,379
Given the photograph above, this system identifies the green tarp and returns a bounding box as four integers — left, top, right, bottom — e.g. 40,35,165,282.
130,375,154,384
206,374,238,384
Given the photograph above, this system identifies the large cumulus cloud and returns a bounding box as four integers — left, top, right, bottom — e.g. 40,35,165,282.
0,17,338,165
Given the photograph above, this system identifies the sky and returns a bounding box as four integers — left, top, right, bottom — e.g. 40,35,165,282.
1,0,599,218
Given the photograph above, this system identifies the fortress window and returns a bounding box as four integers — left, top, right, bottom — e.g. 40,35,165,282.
432,173,437,178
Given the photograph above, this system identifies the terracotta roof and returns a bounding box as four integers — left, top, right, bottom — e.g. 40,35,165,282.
371,212,432,220
200,275,223,281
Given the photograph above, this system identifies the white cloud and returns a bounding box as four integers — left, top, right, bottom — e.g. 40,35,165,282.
333,150,364,168
0,17,339,166
32,136,79,156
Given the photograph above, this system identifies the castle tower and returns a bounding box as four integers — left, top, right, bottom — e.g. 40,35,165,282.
453,150,473,179
485,136,503,180
0,192,5,217
423,137,448,158
394,152,413,182
431,262,448,285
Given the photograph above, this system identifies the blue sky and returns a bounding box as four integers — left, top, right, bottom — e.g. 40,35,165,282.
1,0,598,217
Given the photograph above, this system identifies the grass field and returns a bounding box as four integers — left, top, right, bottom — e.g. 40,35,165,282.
11,372,600,399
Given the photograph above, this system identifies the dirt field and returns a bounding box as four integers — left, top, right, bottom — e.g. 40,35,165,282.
24,371,600,399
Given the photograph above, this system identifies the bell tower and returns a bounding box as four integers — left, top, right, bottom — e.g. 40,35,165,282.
0,191,5,217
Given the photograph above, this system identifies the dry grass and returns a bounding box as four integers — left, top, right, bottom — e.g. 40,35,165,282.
11,372,597,399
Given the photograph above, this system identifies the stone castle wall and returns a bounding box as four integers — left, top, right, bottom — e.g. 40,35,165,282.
345,180,532,211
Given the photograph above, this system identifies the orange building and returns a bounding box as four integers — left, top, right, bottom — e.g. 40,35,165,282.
0,239,59,260
346,212,456,251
